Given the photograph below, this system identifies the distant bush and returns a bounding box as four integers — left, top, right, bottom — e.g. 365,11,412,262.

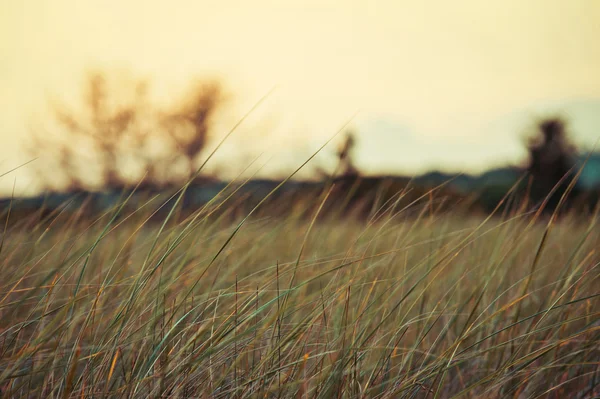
525,117,579,212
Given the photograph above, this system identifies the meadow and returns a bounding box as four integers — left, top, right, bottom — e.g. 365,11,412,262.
0,183,598,398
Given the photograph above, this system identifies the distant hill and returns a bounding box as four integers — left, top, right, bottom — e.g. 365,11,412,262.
415,152,600,193
414,167,523,193
2,152,600,223
577,152,600,189
0,174,474,226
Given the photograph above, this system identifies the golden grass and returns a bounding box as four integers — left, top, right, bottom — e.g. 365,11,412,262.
0,186,598,398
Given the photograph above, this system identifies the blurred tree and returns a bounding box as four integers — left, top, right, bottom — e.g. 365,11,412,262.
525,117,579,212
313,130,360,180
28,71,224,192
160,81,223,179
336,130,359,177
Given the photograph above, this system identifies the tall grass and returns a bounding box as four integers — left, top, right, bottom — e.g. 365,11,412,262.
0,184,598,398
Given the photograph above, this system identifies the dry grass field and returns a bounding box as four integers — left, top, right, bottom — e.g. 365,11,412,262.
0,185,598,398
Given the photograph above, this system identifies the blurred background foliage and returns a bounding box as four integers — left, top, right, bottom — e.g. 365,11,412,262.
3,70,600,220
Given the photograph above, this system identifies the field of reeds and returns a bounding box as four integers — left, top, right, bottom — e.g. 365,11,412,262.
0,183,599,398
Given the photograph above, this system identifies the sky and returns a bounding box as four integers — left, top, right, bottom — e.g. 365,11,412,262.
1,0,600,195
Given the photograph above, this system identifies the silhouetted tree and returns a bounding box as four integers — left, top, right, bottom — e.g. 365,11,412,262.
336,131,359,177
160,81,224,179
313,130,360,180
525,117,579,212
28,71,224,192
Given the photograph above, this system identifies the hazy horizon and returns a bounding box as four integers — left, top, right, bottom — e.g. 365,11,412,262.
2,0,600,195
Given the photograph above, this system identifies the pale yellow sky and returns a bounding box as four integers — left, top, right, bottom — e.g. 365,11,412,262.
1,0,600,194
